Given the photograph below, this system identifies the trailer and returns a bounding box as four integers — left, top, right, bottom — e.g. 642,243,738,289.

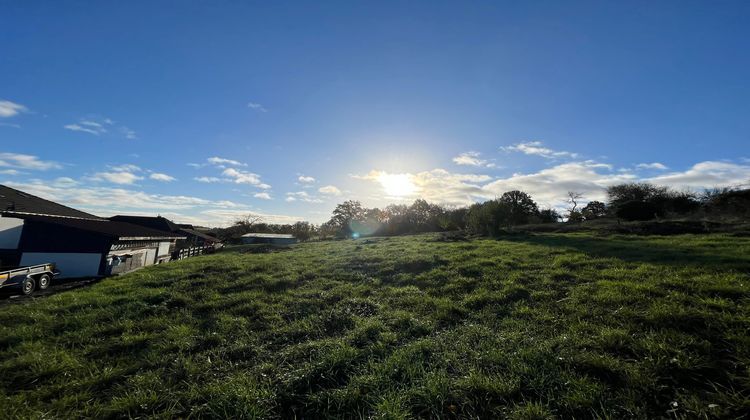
0,263,59,296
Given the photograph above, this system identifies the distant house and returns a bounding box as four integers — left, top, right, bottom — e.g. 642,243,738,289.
241,233,298,245
109,215,222,258
0,185,184,278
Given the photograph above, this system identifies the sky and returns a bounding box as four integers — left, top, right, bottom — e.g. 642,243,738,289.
1,1,749,226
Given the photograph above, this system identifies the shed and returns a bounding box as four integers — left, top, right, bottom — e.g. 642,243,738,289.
241,233,298,245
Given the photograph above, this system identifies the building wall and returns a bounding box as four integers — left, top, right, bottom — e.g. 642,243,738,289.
20,252,102,278
0,217,24,249
107,240,174,275
242,237,298,245
158,241,171,257
107,251,148,275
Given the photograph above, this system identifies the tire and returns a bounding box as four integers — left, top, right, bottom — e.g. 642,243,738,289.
37,274,51,290
21,277,35,296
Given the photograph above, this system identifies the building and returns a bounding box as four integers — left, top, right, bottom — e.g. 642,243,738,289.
109,215,222,258
0,185,184,278
241,233,298,245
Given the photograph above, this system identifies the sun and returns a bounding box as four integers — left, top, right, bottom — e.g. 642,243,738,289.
378,173,417,197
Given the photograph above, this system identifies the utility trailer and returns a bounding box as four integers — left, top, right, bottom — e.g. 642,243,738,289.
0,263,59,296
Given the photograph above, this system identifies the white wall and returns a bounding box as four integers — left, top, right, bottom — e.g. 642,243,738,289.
20,252,102,278
144,248,157,266
0,217,24,249
157,241,171,257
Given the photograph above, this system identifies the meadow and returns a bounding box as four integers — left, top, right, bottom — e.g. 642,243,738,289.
1,232,749,419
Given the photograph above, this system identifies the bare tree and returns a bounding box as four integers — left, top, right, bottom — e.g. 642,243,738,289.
234,214,263,230
567,191,584,222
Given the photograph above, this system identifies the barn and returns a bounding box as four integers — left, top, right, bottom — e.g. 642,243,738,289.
109,215,222,258
241,233,298,245
0,185,184,278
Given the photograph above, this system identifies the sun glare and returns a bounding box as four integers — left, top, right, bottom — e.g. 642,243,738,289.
378,173,417,197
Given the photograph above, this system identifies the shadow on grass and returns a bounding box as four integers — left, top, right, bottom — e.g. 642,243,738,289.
503,234,750,271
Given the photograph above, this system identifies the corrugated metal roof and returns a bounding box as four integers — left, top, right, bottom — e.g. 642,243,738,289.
241,233,296,238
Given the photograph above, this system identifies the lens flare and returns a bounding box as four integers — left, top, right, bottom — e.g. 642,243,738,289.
377,173,417,197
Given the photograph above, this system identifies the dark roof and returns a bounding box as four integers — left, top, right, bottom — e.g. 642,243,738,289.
0,184,101,220
12,213,185,240
109,215,180,232
179,228,221,243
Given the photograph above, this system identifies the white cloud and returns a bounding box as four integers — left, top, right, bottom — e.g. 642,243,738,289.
452,151,495,168
197,209,301,226
207,157,247,167
0,152,62,170
0,169,22,176
80,120,104,129
0,122,21,129
64,124,105,136
0,100,28,118
354,169,492,206
89,171,144,185
194,176,224,183
501,141,579,159
286,191,323,203
192,158,269,189
247,102,267,112
150,173,176,182
52,177,78,187
646,161,750,190
318,185,342,195
636,162,668,170
353,159,750,212
64,118,135,139
480,161,634,209
254,192,272,200
109,164,142,172
298,175,316,183
222,167,266,186
121,127,137,139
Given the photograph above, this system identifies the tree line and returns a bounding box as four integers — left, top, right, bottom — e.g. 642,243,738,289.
211,183,749,241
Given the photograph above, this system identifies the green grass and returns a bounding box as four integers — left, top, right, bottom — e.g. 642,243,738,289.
1,232,749,419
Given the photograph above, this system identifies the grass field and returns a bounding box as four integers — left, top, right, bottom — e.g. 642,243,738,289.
1,233,749,419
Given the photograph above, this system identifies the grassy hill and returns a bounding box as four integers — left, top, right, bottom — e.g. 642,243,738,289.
1,233,749,419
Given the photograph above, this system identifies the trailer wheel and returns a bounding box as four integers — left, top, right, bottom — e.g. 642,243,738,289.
21,277,35,296
37,274,51,290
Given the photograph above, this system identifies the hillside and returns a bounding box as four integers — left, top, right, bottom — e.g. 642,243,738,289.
1,233,749,418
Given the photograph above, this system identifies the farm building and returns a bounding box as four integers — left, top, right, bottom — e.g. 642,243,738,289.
109,215,222,259
0,184,184,278
241,233,298,245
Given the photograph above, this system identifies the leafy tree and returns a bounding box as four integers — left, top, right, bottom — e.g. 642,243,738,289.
437,207,468,230
538,208,562,223
581,201,607,220
606,183,669,207
291,221,316,241
326,200,365,237
499,191,538,225
466,200,512,235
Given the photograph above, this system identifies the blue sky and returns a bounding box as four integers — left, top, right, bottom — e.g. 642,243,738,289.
1,1,749,225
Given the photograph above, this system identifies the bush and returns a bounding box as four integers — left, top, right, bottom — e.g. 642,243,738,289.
615,200,662,221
